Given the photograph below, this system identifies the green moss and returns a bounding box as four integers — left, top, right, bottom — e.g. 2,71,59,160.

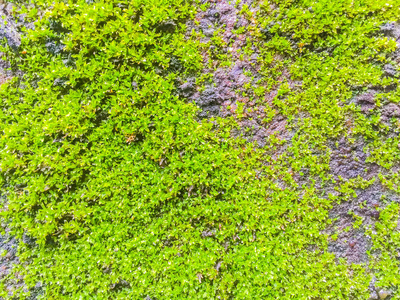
0,0,400,299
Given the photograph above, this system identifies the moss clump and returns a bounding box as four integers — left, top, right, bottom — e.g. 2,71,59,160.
1,0,400,299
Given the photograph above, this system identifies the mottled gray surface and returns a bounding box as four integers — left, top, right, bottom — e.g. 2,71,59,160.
0,3,20,51
0,3,39,299
0,4,20,298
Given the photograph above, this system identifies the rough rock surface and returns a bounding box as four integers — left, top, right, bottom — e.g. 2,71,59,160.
0,4,20,299
0,3,20,51
0,229,19,296
0,4,41,299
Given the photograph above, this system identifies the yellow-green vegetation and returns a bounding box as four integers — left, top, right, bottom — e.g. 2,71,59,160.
255,1,400,297
0,0,400,299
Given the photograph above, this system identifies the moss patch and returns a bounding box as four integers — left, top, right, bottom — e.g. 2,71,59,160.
1,0,400,299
